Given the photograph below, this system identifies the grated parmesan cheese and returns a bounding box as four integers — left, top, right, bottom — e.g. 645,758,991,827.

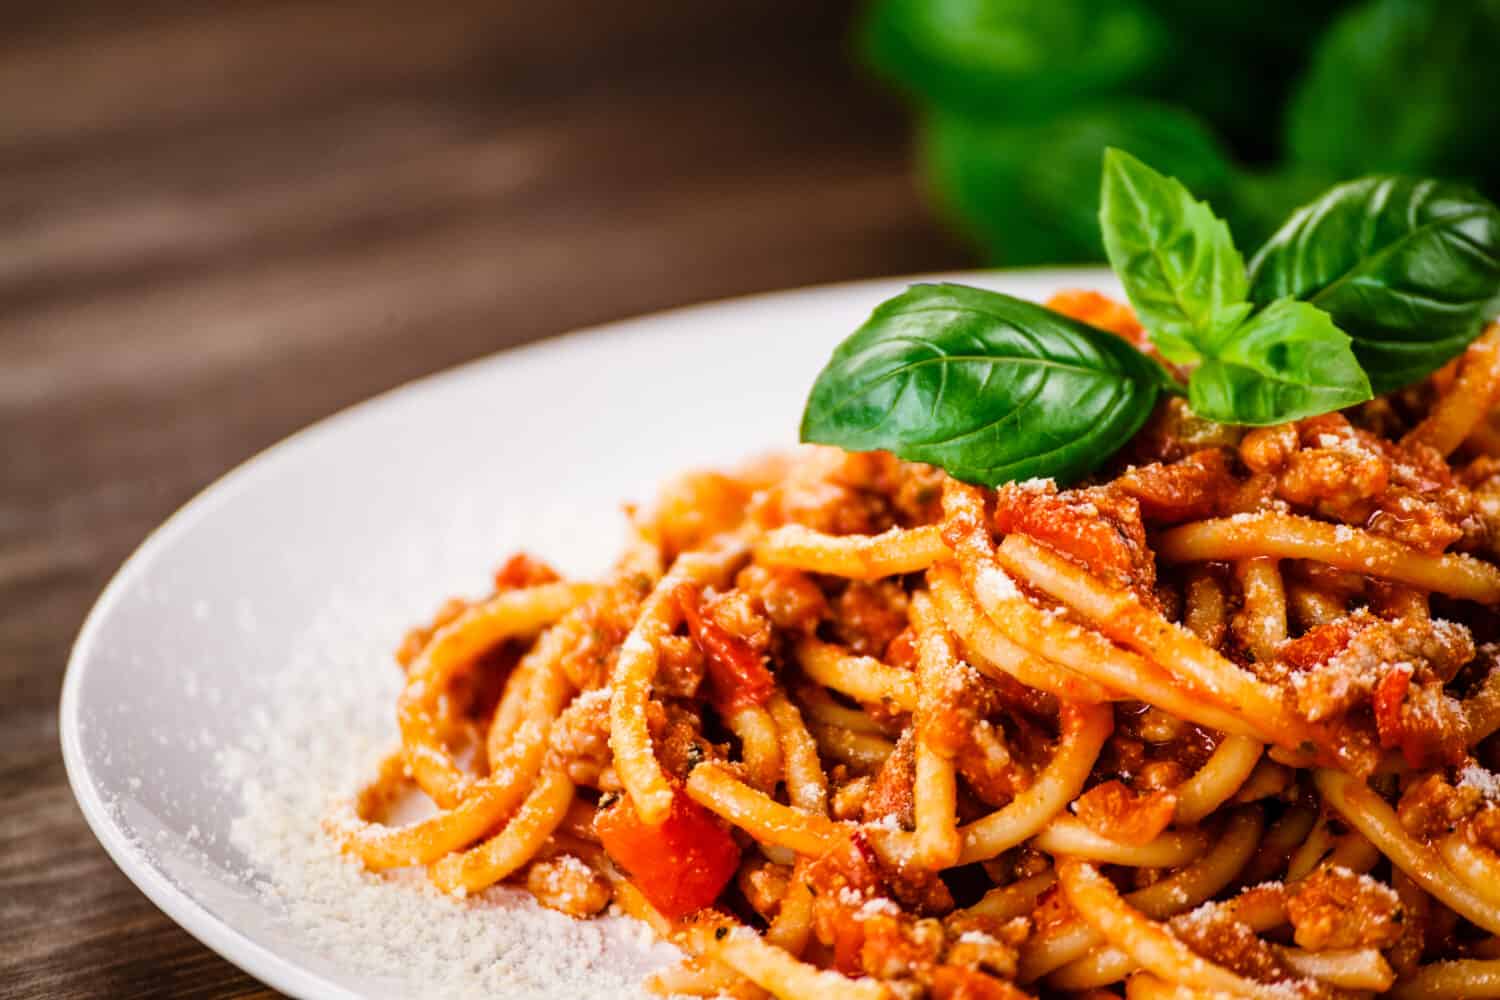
1460,764,1500,801
213,593,677,999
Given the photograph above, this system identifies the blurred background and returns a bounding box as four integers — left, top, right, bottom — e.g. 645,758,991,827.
868,0,1500,264
5,1,1499,996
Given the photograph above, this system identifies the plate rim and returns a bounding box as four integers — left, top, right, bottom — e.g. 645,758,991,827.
58,265,1113,997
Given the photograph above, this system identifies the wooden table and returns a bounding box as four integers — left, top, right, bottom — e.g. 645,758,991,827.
0,3,965,996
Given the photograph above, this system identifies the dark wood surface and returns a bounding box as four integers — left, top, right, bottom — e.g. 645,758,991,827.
0,3,966,997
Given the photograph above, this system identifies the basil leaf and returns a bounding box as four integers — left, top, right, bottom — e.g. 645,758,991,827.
1188,299,1372,425
1248,175,1500,393
1285,0,1500,179
861,0,1168,117
800,283,1172,486
1099,148,1253,364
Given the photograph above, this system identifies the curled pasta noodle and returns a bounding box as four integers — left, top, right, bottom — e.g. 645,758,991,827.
927,560,1109,703
428,768,575,894
753,523,947,579
685,762,844,857
1388,958,1500,999
1173,735,1263,825
1057,858,1280,997
1233,558,1286,663
1157,513,1500,604
1404,323,1500,456
997,534,1320,757
909,591,962,868
1022,807,1263,983
1031,816,1209,868
793,637,917,712
679,915,889,1000
611,540,746,824
767,693,828,815
400,581,591,806
1316,768,1500,934
948,701,1112,865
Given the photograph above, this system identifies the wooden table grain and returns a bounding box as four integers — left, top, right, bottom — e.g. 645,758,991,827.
0,3,966,996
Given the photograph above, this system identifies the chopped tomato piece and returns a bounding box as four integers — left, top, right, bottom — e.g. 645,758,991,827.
931,965,1030,1000
595,790,740,919
677,584,776,713
1045,289,1148,350
1372,667,1412,754
492,552,560,590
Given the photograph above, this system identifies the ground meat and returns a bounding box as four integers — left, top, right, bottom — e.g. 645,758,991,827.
1385,678,1470,768
1273,609,1473,732
1073,780,1177,845
1172,908,1307,991
1241,414,1479,553
1269,610,1474,768
831,775,871,820
831,580,910,658
929,965,1033,1000
956,720,1028,808
749,448,895,535
1397,772,1481,840
1469,804,1500,853
1125,397,1246,465
807,833,953,976
857,912,946,981
558,578,648,691
1461,457,1500,558
1099,704,1217,788
733,564,828,633
526,855,610,918
991,481,1157,608
863,730,916,830
548,690,614,786
654,633,705,698
1240,424,1301,475
701,587,773,656
941,913,1029,975
651,702,711,780
1285,865,1404,951
821,451,945,527
748,447,944,536
737,860,791,924
1114,449,1237,525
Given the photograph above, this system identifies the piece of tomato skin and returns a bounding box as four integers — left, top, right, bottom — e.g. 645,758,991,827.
676,583,776,714
595,790,741,920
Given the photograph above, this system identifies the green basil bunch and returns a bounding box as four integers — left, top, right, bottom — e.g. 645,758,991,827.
862,0,1500,264
802,154,1500,486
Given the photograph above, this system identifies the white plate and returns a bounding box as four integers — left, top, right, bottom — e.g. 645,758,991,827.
61,267,1115,998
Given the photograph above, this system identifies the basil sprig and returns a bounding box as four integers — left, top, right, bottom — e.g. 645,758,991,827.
1100,148,1370,424
1098,147,1251,363
801,153,1500,487
1248,176,1500,394
800,283,1171,485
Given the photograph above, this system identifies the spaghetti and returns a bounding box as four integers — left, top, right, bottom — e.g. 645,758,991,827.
330,295,1500,998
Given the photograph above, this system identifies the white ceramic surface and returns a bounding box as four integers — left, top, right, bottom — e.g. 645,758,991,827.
61,268,1116,998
